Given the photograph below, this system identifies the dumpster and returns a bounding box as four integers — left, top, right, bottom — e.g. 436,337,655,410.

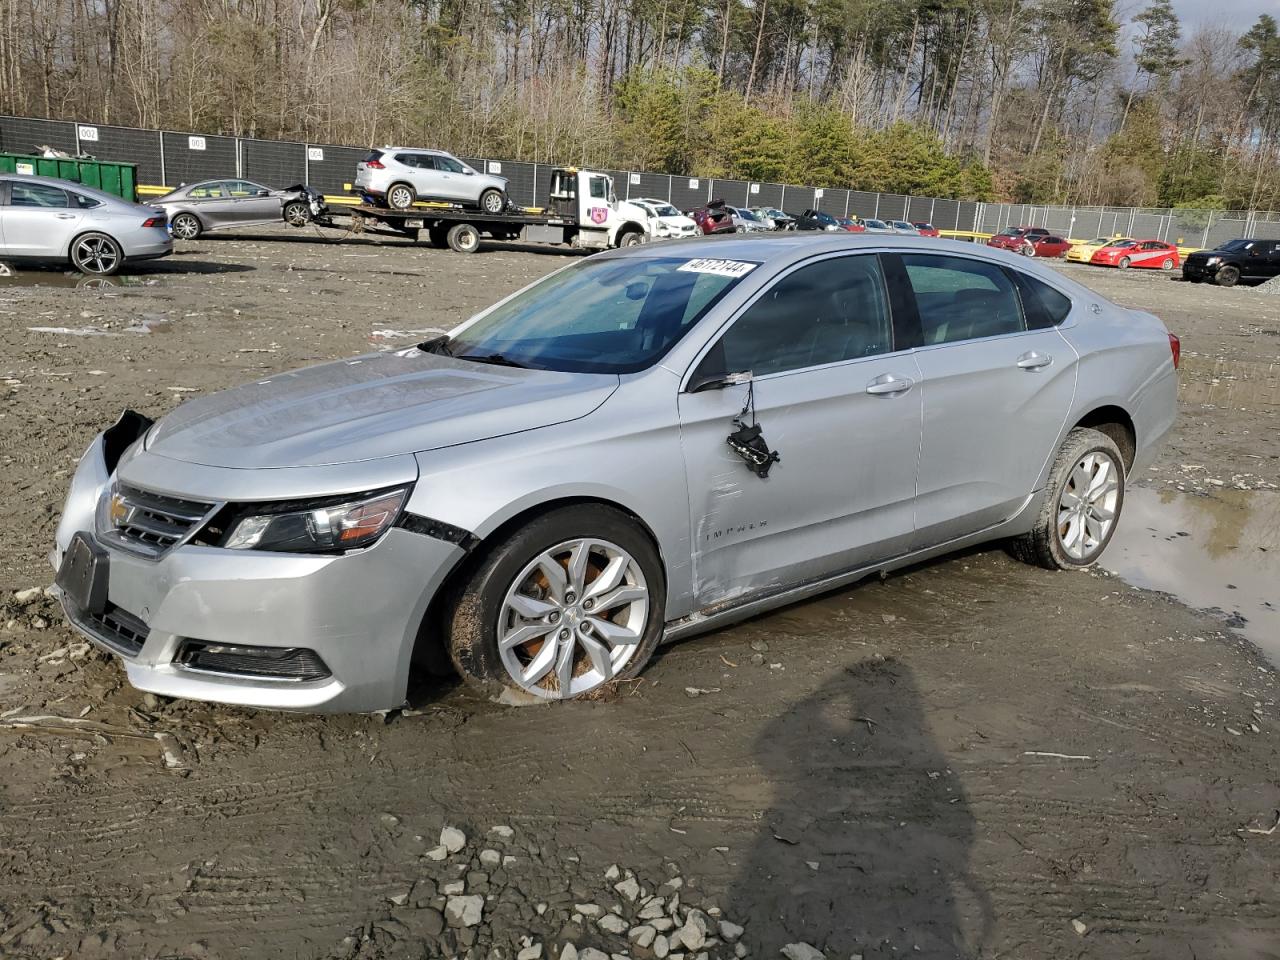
0,152,138,202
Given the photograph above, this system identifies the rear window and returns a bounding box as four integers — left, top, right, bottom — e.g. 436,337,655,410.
362,150,383,163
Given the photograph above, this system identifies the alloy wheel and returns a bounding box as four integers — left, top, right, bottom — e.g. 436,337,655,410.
388,185,414,209
171,215,200,240
497,538,650,699
1056,451,1121,561
284,202,309,226
72,235,120,275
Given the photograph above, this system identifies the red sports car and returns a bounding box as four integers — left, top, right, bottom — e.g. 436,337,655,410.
988,232,1070,257
1090,239,1180,271
913,222,940,237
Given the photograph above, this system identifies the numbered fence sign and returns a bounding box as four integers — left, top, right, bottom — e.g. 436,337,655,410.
188,136,206,151
77,125,99,142
689,178,700,188
307,147,324,162
630,173,641,185
750,183,760,194
487,161,502,173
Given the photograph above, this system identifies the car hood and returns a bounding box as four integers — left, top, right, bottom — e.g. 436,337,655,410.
656,215,697,230
145,350,619,469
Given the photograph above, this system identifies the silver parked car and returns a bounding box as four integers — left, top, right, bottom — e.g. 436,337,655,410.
154,179,326,240
0,175,171,275
726,205,768,233
888,220,920,234
53,235,1178,711
354,148,509,213
861,218,894,233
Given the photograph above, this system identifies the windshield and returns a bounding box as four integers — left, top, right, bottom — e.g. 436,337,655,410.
1107,239,1136,248
651,203,680,217
1220,239,1257,252
446,256,756,374
866,219,888,228
738,208,759,221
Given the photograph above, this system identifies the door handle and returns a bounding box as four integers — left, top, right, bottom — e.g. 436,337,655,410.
866,373,914,396
1017,351,1053,370
55,213,76,219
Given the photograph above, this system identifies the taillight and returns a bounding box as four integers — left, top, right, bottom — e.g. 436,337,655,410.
142,216,164,228
365,160,384,169
1168,333,1181,370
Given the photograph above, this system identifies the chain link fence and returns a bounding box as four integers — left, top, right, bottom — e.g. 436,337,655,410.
5,114,1279,247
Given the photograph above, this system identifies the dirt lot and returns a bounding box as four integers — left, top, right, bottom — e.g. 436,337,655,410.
1,229,1278,960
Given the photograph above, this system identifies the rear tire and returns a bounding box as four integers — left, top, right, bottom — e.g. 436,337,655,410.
170,213,201,240
387,183,416,210
1118,256,1131,269
1160,258,1174,271
446,223,481,254
478,188,506,214
444,505,665,700
1216,265,1240,287
69,232,123,276
1007,427,1125,571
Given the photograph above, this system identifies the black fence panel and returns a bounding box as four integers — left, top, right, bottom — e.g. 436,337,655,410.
906,196,934,224
307,143,366,195
816,189,848,216
782,186,815,214
706,179,746,207
845,191,877,218
500,160,538,207
161,131,237,185
81,124,162,185
535,164,557,208
627,172,670,203
0,115,76,154
670,176,707,213
877,194,909,221
930,199,960,231
243,139,305,189
753,183,785,208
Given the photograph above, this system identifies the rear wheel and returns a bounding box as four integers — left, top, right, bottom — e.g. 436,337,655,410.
445,505,665,700
1160,258,1174,271
1118,256,1131,269
283,201,309,227
1216,264,1240,287
446,222,481,254
70,232,122,276
1008,427,1125,570
478,188,506,214
170,213,201,240
386,183,416,210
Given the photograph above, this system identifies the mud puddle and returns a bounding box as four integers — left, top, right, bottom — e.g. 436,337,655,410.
0,265,158,289
1106,487,1280,659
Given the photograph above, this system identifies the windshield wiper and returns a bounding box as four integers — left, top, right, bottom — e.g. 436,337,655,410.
454,353,529,369
417,334,453,356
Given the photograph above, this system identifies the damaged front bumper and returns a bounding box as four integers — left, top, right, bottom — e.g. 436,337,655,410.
51,413,465,713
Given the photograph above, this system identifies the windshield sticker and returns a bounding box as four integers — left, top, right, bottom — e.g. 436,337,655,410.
678,258,758,278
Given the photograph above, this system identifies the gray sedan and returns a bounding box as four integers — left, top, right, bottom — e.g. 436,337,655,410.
53,235,1177,710
155,179,317,239
0,175,172,275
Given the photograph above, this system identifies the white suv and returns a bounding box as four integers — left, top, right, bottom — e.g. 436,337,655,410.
354,148,509,213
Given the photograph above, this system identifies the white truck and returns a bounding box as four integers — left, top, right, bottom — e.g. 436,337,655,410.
349,167,654,254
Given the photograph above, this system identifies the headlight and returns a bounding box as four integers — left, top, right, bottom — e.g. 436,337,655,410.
223,487,408,553
1205,256,1221,266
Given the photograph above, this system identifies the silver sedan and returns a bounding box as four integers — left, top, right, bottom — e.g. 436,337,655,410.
0,175,172,275
52,235,1178,710
154,179,319,239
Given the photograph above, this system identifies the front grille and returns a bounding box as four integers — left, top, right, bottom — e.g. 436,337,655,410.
102,484,216,558
80,602,149,656
175,641,331,683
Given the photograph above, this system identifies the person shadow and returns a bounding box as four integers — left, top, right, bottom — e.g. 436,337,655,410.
724,656,992,959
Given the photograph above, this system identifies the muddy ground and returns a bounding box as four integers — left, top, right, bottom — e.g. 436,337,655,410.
0,228,1277,960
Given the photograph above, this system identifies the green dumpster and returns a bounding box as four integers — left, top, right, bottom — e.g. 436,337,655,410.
0,152,138,202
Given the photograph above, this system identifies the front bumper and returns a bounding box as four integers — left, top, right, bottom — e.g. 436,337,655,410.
52,433,464,713
1181,260,1214,280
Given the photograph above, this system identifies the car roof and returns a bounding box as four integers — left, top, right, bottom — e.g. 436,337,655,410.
382,147,451,156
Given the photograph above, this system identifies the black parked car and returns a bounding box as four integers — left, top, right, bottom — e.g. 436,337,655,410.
794,209,842,231
1182,238,1280,286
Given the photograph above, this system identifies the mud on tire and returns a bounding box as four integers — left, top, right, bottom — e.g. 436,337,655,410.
444,505,665,700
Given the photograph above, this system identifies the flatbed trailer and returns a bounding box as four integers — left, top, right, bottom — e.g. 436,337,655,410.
343,168,650,254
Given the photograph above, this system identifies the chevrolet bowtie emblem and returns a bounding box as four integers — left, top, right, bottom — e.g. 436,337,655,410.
108,493,130,527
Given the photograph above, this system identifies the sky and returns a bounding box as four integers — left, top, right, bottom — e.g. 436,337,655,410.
1167,0,1279,29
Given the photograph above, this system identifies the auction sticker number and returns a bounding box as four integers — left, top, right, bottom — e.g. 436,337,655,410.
678,258,757,278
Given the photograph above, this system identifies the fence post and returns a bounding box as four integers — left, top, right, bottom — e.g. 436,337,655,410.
844,192,850,218
1202,211,1211,249
873,193,880,219
304,144,310,185
158,130,166,187
668,175,673,204
929,197,936,227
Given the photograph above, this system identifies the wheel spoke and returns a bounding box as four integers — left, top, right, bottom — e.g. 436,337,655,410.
534,553,567,603
566,541,591,596
584,554,627,602
500,622,555,651
1069,464,1091,493
1060,490,1083,510
1091,502,1115,522
591,584,647,612
1062,516,1084,553
521,638,559,685
554,637,575,694
506,591,557,619
578,633,614,678
1085,459,1112,498
588,616,641,646
1085,514,1105,544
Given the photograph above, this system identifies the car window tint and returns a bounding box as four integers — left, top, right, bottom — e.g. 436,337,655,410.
718,255,894,377
187,182,226,199
436,155,465,174
901,253,1025,344
394,154,421,168
10,182,68,207
226,180,260,197
1011,271,1073,329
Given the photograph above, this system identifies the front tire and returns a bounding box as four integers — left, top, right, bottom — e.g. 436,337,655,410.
619,230,644,247
1216,265,1240,287
70,232,123,276
445,506,665,700
170,213,201,240
478,188,506,214
1118,256,1131,269
283,201,309,227
1008,427,1125,570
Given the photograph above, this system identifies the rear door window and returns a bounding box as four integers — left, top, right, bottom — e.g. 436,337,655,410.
901,253,1025,344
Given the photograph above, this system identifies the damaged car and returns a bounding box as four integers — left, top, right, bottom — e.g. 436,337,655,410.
53,236,1178,711
155,179,328,239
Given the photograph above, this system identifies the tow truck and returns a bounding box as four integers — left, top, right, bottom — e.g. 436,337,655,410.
346,167,651,254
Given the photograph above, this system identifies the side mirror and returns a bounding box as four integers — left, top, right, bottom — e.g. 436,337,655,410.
687,369,752,393
256,189,269,197
464,169,475,175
